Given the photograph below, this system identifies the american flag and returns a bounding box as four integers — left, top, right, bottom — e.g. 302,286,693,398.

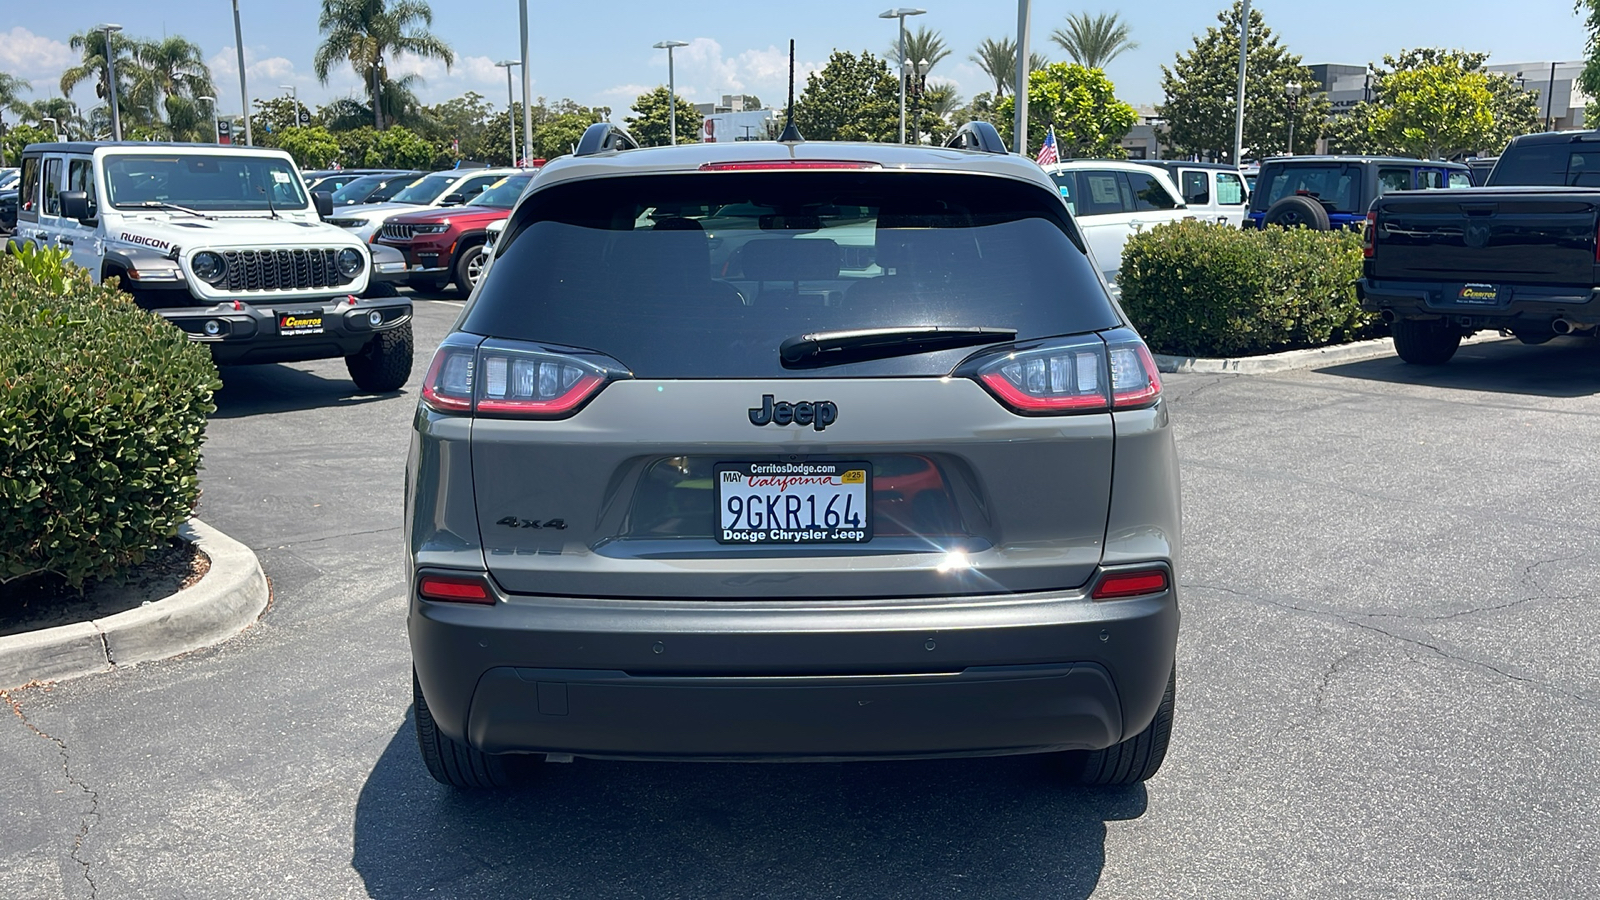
1035,127,1059,166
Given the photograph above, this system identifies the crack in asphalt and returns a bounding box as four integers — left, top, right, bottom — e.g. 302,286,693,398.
2,689,100,899
249,525,402,552
1358,554,1589,623
1185,581,1600,708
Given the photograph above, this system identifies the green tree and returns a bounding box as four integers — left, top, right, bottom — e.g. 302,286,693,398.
130,35,217,139
2,124,53,168
1051,12,1138,70
313,0,455,130
887,26,951,73
531,99,608,159
997,62,1136,157
1580,0,1600,124
16,97,87,139
624,86,702,147
250,96,308,140
59,29,147,130
0,72,31,116
793,50,899,142
1159,2,1329,161
969,37,1047,98
274,125,343,168
1327,50,1540,158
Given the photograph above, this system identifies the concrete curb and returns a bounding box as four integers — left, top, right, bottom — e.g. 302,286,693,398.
1153,333,1510,375
0,519,268,690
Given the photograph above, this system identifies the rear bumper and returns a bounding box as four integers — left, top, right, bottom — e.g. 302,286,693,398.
409,572,1179,760
1358,278,1600,324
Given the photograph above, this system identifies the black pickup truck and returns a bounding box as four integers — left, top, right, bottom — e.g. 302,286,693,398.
1357,130,1600,364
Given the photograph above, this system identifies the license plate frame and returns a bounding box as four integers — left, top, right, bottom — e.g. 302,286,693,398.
714,461,872,545
277,311,326,336
1455,283,1503,306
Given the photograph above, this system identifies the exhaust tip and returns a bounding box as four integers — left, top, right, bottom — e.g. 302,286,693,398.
1380,309,1396,324
1553,318,1575,335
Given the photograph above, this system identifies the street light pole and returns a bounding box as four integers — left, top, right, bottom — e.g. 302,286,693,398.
653,40,690,145
1014,0,1031,154
198,95,217,143
281,84,298,128
232,0,252,145
1285,82,1302,155
879,8,926,144
495,60,520,164
1233,0,1250,166
519,0,533,164
98,24,124,141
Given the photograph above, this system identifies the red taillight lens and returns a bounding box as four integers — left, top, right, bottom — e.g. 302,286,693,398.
421,340,618,418
1092,569,1169,601
698,160,882,171
417,573,494,604
1364,211,1377,258
970,333,1162,415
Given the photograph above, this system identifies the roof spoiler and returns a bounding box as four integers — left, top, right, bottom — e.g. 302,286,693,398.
574,123,639,157
945,121,1008,155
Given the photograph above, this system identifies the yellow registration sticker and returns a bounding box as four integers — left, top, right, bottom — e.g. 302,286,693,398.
841,469,866,484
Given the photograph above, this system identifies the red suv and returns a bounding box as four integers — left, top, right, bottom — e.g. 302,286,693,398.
377,169,538,294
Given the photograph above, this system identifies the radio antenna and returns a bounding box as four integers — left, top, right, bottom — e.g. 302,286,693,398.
779,38,803,142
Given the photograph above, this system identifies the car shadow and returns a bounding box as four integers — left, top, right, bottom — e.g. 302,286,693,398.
209,363,403,419
352,714,1145,900
1314,336,1600,398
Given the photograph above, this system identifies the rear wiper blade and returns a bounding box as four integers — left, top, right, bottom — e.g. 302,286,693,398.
780,326,1017,369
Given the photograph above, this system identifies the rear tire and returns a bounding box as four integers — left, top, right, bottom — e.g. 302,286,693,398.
1068,665,1175,786
1393,318,1461,365
413,670,512,789
344,321,414,392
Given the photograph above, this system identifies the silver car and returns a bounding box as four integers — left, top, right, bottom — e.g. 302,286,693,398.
405,123,1181,788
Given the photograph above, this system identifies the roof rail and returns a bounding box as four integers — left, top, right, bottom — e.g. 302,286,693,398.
574,123,640,157
945,121,1008,155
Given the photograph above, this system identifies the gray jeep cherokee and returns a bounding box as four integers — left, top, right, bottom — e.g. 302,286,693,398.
405,123,1180,788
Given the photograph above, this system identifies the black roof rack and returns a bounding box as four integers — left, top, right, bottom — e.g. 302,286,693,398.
574,123,639,157
945,121,1008,155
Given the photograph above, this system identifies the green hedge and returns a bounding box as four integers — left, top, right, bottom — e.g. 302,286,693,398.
1117,221,1378,359
1,246,220,587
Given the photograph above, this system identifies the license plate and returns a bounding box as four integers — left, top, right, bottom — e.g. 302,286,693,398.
1456,283,1501,305
715,461,871,544
278,312,324,335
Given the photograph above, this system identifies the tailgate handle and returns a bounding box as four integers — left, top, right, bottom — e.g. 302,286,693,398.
1460,203,1498,216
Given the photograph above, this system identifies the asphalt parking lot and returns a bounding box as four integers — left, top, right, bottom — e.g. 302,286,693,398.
3,298,1598,899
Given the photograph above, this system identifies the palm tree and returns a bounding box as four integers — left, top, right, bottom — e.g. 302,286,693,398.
18,97,88,138
59,29,139,119
131,36,217,130
314,0,455,130
0,72,31,116
1050,12,1138,70
886,26,951,74
969,37,1048,97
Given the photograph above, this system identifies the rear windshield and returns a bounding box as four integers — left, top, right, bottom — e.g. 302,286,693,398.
464,172,1117,379
1252,164,1364,214
1490,144,1600,187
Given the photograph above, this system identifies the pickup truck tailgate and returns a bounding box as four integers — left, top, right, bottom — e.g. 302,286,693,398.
1371,189,1600,287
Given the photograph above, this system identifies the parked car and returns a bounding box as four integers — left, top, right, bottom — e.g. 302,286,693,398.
376,170,537,293
1465,157,1498,185
326,167,521,244
0,188,17,233
325,170,426,208
1246,156,1473,231
1359,130,1600,363
10,141,413,391
304,168,404,194
0,167,19,191
1041,160,1189,283
406,122,1179,789
1132,160,1250,227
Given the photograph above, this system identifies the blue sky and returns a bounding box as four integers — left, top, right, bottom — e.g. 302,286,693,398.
0,0,1588,121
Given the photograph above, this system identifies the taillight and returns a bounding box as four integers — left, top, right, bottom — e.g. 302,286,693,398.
1364,211,1377,258
421,336,625,418
966,330,1161,414
1092,568,1170,601
417,573,494,604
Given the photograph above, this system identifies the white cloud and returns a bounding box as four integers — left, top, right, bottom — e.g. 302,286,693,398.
0,26,76,86
602,83,655,99
646,39,823,109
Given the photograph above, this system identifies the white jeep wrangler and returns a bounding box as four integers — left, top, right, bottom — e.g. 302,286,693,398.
10,142,414,392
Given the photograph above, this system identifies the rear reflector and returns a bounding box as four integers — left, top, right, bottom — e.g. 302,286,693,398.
1092,569,1170,601
418,574,494,604
699,160,882,171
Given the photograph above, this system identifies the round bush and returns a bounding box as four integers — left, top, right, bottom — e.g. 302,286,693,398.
0,248,220,587
1117,221,1378,359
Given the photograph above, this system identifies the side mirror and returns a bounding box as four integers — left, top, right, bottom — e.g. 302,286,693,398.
312,190,334,219
59,190,94,223
441,193,465,206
